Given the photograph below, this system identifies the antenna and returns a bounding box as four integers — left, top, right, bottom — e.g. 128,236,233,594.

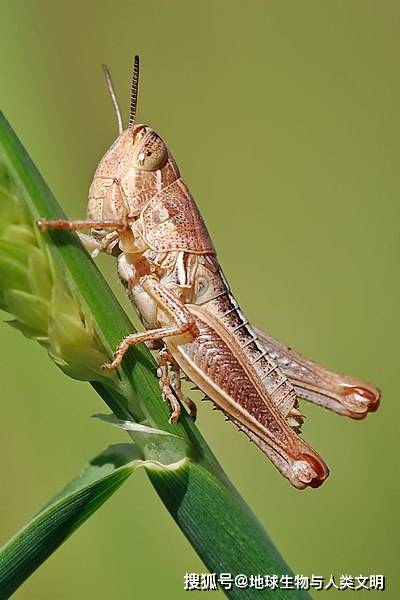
102,64,123,134
128,55,140,132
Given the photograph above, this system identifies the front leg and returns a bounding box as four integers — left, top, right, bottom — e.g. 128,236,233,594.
37,217,130,257
102,275,199,371
37,217,130,233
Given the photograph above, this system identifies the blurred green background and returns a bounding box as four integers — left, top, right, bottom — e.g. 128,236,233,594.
0,1,398,598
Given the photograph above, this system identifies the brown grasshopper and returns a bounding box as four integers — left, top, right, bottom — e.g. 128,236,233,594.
38,57,380,489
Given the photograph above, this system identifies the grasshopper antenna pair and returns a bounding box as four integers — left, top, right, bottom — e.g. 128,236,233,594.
102,54,140,135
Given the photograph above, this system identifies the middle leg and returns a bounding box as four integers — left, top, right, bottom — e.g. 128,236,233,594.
157,348,181,424
157,346,197,422
102,275,199,371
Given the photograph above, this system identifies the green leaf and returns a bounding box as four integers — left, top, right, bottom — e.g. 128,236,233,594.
94,413,192,465
0,444,139,600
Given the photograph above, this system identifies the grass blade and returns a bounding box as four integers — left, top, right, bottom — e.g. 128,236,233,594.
0,444,144,599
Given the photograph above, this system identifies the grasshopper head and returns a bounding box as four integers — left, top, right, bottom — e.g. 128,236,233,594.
88,58,180,225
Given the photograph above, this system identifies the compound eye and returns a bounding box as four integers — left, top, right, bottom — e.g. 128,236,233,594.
133,131,168,171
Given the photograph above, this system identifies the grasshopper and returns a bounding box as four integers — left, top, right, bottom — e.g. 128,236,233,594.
38,57,380,489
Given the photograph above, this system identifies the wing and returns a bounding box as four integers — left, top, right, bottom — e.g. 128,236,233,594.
253,326,380,419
